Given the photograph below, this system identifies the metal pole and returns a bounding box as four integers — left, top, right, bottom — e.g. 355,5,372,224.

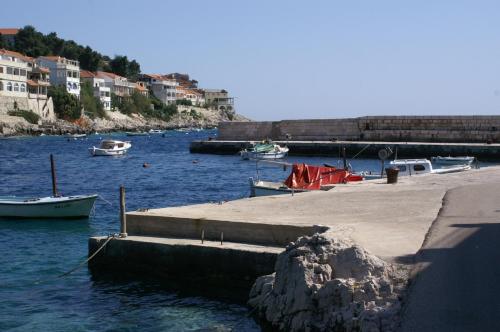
50,154,58,197
342,146,347,170
119,185,127,238
380,160,385,179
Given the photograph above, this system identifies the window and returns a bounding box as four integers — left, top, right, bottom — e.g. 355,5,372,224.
0,66,3,73
0,81,3,90
20,69,26,77
7,67,13,75
67,82,72,90
73,83,78,89
398,165,407,172
20,83,26,92
7,82,12,91
67,70,71,77
413,164,426,171
13,68,19,76
13,83,19,92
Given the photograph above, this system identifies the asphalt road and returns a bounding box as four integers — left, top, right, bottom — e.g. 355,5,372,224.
400,183,500,331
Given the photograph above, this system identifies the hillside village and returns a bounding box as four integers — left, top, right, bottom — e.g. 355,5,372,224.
0,27,246,135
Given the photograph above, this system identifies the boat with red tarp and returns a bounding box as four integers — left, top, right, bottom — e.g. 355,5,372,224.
249,163,362,197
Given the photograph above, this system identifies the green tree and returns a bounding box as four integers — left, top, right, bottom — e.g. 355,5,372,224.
0,33,5,49
48,85,81,120
80,81,105,118
110,55,129,77
13,25,49,57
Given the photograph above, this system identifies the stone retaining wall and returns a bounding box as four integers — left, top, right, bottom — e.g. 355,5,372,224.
219,116,500,143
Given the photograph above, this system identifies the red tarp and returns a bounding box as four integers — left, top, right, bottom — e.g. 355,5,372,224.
284,163,352,190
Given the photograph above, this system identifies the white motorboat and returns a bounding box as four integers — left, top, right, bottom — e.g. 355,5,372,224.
240,143,289,160
431,156,475,165
250,179,311,197
362,159,471,179
0,194,98,218
65,133,87,139
89,140,131,156
149,129,164,134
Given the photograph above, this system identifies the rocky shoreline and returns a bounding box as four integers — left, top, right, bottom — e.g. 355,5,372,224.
0,106,249,137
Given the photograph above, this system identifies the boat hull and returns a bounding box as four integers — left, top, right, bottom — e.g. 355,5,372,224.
0,195,98,218
241,150,288,160
89,147,129,156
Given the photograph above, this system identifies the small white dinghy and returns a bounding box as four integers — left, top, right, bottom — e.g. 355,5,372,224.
89,140,131,156
0,195,98,218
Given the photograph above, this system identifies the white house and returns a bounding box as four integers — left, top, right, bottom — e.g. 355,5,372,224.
80,70,111,111
37,56,81,98
0,49,30,98
176,86,205,106
96,71,136,98
141,74,178,105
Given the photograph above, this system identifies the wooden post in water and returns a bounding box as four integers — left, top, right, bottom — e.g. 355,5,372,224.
50,154,59,197
119,186,127,238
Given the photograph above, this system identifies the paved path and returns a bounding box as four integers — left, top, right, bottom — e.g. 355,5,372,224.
400,183,500,331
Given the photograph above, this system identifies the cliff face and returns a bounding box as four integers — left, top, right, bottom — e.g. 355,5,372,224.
0,105,250,136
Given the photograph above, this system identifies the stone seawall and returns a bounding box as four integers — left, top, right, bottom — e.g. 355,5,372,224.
218,116,500,143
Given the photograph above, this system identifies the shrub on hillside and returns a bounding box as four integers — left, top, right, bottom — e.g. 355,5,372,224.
8,109,40,124
48,86,81,120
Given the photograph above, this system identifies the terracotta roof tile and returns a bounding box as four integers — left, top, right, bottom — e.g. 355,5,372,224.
0,28,19,35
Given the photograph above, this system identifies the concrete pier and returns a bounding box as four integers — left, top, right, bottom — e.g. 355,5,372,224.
190,139,500,160
89,166,500,284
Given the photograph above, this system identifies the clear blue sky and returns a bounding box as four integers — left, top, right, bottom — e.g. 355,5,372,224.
1,0,499,120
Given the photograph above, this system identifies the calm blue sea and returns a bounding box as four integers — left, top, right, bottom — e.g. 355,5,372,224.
0,130,382,332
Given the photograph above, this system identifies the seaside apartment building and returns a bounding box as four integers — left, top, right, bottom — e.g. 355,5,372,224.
80,70,111,111
0,28,19,48
202,89,234,111
0,49,30,98
176,86,205,106
96,71,137,98
37,56,81,98
140,74,178,105
28,64,50,100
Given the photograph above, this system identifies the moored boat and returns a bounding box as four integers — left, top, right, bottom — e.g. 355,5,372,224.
241,142,289,160
65,133,87,139
148,129,164,134
0,194,98,218
431,156,475,165
250,163,361,197
89,140,131,156
362,159,471,179
126,132,149,136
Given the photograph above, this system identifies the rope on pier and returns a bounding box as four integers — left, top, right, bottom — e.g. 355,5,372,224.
34,234,116,285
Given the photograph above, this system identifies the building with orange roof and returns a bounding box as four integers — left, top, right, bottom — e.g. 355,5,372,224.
176,86,205,106
0,28,19,47
96,71,137,98
80,70,111,110
0,48,32,99
140,73,178,105
135,82,148,97
37,55,81,98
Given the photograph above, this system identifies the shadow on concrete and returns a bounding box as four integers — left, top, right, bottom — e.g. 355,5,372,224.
400,222,500,331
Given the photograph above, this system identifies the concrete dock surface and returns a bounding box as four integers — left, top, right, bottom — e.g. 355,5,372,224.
126,166,500,262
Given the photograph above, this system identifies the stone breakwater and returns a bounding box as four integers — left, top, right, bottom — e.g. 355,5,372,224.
248,234,408,332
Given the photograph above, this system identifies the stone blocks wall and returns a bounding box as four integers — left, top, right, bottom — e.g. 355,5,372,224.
218,116,500,143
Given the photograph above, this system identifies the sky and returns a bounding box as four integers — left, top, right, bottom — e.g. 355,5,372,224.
1,0,499,120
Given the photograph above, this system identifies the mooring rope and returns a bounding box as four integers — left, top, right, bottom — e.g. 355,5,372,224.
34,234,116,285
98,195,113,206
350,144,371,160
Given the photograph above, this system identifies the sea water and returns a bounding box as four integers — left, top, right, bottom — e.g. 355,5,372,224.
0,130,382,331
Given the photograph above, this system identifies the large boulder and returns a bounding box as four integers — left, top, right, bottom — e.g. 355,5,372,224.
248,234,407,332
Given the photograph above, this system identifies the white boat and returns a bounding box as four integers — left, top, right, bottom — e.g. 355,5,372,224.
362,159,471,179
126,132,149,136
89,140,131,156
0,194,98,218
240,143,289,160
431,156,475,165
250,179,311,197
149,129,164,134
65,133,87,139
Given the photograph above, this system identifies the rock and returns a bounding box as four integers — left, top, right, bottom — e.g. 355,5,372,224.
248,234,407,332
